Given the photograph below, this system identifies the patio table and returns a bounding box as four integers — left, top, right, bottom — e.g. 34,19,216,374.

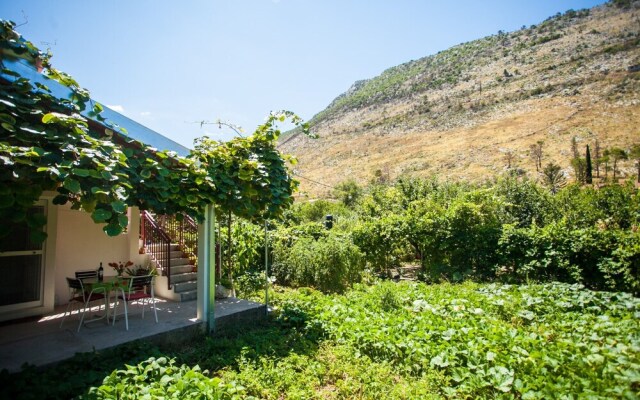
80,276,130,326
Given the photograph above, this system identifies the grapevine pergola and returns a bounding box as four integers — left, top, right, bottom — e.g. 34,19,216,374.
0,20,309,242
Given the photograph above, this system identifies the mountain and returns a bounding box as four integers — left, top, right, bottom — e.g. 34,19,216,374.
279,1,640,198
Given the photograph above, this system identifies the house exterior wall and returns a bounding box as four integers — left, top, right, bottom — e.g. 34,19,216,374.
53,205,145,306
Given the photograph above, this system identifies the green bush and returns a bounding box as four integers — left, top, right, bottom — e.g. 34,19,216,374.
409,193,503,282
493,176,558,227
498,222,640,294
351,214,410,274
271,233,365,293
88,357,247,399
556,182,640,229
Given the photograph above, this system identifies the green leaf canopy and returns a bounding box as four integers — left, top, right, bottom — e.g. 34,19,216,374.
0,20,310,239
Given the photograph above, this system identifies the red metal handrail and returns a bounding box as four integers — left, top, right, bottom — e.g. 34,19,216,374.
155,213,198,269
140,210,173,290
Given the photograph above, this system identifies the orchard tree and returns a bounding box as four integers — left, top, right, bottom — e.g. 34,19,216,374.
529,140,544,172
541,162,567,194
607,147,628,180
334,179,362,207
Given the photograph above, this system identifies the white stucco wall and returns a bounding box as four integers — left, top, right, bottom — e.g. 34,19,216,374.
53,205,145,305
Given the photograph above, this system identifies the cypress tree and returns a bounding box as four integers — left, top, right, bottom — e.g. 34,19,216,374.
585,144,593,184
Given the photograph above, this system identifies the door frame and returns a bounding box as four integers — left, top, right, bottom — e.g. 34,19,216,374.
0,196,58,322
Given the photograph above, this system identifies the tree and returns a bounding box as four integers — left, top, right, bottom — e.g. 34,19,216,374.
541,162,567,194
585,145,593,184
599,152,611,180
529,140,544,172
503,149,517,170
630,143,640,183
334,179,362,207
594,138,602,178
570,136,585,183
607,147,628,180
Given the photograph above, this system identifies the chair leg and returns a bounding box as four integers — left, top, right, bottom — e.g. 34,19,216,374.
112,290,129,331
123,297,129,331
77,299,91,332
152,297,158,323
59,300,73,329
112,297,118,326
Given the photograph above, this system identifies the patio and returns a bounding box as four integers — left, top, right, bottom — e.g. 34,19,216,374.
0,297,266,374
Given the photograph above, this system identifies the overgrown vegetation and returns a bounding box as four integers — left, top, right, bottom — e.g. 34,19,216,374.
3,282,638,399
227,176,639,296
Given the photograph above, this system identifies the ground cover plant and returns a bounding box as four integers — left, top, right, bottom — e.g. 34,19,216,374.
2,281,638,399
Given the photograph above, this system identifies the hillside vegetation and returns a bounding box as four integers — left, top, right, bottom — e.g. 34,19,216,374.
280,1,640,198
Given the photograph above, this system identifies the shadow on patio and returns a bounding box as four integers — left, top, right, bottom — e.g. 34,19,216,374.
0,297,265,373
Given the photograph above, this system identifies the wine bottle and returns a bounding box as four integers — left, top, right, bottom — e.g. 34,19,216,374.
98,262,104,282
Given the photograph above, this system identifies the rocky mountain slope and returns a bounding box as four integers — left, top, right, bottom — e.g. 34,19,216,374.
279,1,640,198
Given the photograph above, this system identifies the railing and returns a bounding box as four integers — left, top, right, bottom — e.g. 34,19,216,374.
155,213,198,269
140,210,172,289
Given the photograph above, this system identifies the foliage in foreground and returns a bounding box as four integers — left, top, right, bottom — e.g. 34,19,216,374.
262,282,640,399
5,282,631,399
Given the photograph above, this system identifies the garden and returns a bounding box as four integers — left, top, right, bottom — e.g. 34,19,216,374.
2,176,639,399
1,280,638,399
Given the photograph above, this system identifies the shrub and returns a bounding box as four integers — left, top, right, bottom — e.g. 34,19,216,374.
88,357,246,399
498,222,640,294
351,214,410,274
556,182,639,229
271,233,365,293
410,193,503,282
493,176,558,227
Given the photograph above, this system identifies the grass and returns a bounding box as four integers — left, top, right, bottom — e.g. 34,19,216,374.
2,281,638,399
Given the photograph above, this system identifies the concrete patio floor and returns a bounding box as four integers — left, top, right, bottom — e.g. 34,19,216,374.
0,297,266,373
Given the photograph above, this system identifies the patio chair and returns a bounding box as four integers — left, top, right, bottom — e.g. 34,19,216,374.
75,269,98,280
60,277,106,332
112,275,158,331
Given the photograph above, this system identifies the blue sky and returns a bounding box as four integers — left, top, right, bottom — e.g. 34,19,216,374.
2,0,606,147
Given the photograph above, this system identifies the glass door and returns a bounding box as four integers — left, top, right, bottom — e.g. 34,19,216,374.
0,202,46,313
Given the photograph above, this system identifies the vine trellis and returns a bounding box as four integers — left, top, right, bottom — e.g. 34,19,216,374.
0,20,310,241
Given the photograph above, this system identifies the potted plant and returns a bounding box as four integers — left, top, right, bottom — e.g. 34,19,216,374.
125,263,158,276
215,276,233,299
108,261,134,277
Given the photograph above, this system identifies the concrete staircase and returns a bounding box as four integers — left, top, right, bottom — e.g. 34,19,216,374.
152,243,198,302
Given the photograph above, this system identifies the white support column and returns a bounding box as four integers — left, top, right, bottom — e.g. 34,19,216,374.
196,205,216,332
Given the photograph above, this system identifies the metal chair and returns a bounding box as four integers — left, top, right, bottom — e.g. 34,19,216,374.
112,275,158,330
60,277,106,332
75,269,98,280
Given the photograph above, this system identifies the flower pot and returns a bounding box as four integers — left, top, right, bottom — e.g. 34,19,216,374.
215,284,232,299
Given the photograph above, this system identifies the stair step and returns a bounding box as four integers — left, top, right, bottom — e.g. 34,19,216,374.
171,272,197,283
170,265,195,275
147,249,184,258
178,290,197,302
170,258,191,266
174,280,197,293
143,243,181,251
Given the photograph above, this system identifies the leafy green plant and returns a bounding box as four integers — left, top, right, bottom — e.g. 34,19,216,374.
88,357,247,399
272,232,364,293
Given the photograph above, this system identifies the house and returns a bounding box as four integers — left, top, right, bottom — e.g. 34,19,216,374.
0,31,218,330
